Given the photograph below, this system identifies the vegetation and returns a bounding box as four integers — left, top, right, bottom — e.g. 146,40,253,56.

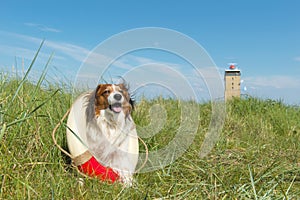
0,57,299,199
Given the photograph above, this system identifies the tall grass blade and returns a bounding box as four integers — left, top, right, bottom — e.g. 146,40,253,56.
285,175,296,197
6,89,59,129
0,123,6,141
65,125,88,148
7,40,45,110
248,165,258,200
28,89,60,115
6,116,32,128
7,89,59,127
10,175,39,197
30,51,54,101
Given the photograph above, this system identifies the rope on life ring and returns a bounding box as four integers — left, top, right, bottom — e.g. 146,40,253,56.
51,108,149,176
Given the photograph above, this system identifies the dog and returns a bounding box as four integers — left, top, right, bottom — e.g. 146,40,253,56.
66,83,139,186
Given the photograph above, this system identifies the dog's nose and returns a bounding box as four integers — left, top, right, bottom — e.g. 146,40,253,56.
114,94,122,101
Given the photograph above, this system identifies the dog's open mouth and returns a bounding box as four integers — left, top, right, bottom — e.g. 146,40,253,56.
109,103,122,113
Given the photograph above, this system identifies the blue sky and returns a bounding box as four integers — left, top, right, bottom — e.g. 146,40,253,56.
1,0,300,104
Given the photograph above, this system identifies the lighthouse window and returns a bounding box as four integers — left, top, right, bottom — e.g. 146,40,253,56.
232,77,234,80
232,82,234,85
232,87,234,89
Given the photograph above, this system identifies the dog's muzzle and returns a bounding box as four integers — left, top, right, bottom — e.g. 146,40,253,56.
109,103,122,113
109,94,123,113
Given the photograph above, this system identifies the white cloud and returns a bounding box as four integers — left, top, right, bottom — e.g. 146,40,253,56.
0,31,91,63
44,40,89,62
0,44,66,62
24,23,61,33
0,31,42,44
129,55,156,64
294,57,300,62
244,75,300,89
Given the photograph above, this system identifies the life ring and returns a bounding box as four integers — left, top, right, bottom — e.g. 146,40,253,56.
52,110,119,182
72,150,119,182
52,105,148,183
65,94,120,182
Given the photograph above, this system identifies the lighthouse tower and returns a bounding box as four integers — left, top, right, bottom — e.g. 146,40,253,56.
224,64,241,100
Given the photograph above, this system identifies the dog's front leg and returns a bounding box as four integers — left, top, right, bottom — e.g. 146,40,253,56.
111,150,137,187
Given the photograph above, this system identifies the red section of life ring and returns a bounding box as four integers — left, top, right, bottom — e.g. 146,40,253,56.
77,156,119,182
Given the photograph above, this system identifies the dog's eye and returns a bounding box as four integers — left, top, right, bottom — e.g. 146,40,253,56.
102,90,110,95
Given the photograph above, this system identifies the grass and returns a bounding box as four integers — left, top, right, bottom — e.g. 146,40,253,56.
1,57,300,199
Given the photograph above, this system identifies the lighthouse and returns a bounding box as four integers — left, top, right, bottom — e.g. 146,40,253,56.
224,64,241,100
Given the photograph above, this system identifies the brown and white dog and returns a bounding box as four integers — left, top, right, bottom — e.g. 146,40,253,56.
66,83,139,186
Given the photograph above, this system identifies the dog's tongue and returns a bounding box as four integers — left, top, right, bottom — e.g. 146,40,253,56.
111,104,122,113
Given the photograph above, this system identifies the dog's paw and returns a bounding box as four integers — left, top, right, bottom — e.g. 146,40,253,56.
120,175,134,187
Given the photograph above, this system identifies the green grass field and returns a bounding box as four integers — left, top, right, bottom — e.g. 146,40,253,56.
1,65,299,199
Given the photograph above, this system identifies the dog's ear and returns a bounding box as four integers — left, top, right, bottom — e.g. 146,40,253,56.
129,96,135,110
94,84,110,116
118,83,135,118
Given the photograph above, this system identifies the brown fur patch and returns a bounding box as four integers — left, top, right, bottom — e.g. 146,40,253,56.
94,84,112,116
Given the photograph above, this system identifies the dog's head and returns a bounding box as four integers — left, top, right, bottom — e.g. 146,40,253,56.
94,83,134,117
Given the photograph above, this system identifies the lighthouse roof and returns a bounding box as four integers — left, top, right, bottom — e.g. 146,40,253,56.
225,64,241,72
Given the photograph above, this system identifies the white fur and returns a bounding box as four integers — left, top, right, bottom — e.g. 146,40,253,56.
66,85,139,186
